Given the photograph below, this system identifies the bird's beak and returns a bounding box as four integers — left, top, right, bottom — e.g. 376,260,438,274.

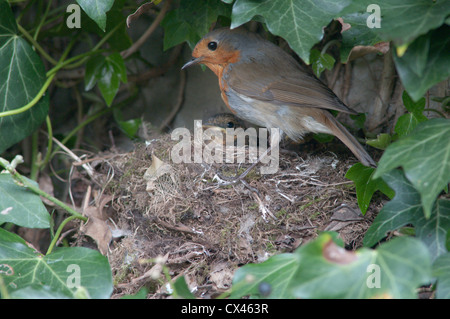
181,56,204,70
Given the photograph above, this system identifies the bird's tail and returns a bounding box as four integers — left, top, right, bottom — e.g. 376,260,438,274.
324,112,377,168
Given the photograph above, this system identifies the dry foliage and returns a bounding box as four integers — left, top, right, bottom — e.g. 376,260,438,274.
71,133,384,298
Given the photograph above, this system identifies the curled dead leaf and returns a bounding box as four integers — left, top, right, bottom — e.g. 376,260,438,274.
322,239,358,265
143,154,180,195
126,1,159,28
347,42,390,62
81,194,114,255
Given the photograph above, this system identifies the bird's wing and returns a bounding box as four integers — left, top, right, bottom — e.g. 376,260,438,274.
227,60,356,114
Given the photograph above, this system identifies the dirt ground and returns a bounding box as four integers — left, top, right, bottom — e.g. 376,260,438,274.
71,132,384,298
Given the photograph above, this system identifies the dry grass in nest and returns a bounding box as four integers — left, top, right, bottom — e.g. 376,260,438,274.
76,133,383,298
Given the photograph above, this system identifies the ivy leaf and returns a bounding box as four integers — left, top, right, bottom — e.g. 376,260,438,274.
393,25,450,102
161,0,232,50
116,118,142,139
291,236,431,299
231,253,298,299
342,0,450,47
349,113,366,130
76,0,114,31
230,0,351,64
310,49,335,77
395,114,423,138
0,228,113,299
364,170,450,262
363,170,422,247
339,11,382,63
415,199,450,262
0,1,49,154
104,9,132,51
172,276,196,299
120,287,148,299
340,1,450,96
433,253,450,299
395,92,428,138
366,133,392,150
345,163,394,215
231,233,431,298
9,285,73,299
373,118,450,219
0,174,50,229
85,53,127,106
161,10,199,50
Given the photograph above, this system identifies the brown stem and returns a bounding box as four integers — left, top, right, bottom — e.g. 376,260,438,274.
121,0,172,60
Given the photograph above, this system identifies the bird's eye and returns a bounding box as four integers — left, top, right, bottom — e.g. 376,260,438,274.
207,41,218,51
226,122,234,128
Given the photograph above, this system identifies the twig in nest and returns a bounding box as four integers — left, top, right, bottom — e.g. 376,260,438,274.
154,217,197,235
51,136,94,178
252,191,276,221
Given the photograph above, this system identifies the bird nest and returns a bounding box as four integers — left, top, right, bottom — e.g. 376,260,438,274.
75,133,384,298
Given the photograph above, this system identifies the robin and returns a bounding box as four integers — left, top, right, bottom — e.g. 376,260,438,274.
182,27,377,169
201,113,246,148
202,113,245,133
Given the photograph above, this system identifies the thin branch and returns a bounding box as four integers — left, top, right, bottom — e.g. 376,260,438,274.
121,0,172,59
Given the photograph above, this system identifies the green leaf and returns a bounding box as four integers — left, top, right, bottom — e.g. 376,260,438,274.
76,0,114,31
104,9,132,51
120,287,148,299
345,163,394,214
0,174,50,228
373,118,450,218
313,133,334,143
117,118,142,139
231,233,431,298
9,285,72,299
395,114,422,138
342,0,450,46
393,26,450,102
85,52,127,106
433,253,450,299
231,253,297,299
161,0,232,50
364,170,450,262
402,91,425,114
394,91,429,137
230,0,351,64
310,49,335,77
447,230,450,251
350,113,366,130
363,169,422,247
415,199,450,262
0,1,49,154
366,133,392,150
0,228,113,299
339,11,382,63
291,236,431,299
112,107,141,139
173,276,196,299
